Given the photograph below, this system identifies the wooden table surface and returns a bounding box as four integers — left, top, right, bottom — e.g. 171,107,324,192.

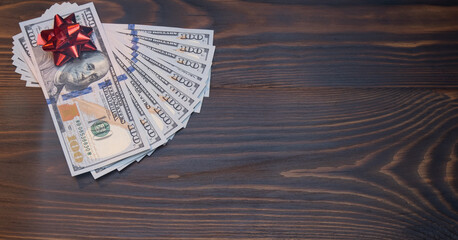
0,1,457,239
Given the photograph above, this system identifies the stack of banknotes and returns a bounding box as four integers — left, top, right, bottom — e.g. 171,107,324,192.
11,2,214,179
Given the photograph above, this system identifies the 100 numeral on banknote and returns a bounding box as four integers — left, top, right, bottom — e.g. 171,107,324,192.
19,3,150,176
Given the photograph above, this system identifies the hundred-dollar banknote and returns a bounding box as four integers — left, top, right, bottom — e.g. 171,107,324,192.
15,23,214,86
103,23,214,45
105,29,213,98
112,40,207,98
113,48,198,124
19,3,151,176
108,31,215,77
113,51,184,139
106,31,211,106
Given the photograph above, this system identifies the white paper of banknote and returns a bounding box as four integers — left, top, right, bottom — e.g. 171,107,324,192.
113,48,198,125
13,34,38,81
108,31,215,77
106,27,215,62
108,34,206,98
91,151,147,179
19,3,151,176
90,72,168,178
109,36,207,98
110,44,205,118
103,23,214,45
107,32,211,104
112,51,184,139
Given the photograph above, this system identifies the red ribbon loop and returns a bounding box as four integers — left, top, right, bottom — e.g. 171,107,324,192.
38,14,97,66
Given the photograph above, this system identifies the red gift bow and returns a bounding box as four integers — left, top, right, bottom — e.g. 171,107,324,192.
38,14,97,66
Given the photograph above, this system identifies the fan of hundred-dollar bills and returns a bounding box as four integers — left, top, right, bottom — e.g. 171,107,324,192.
11,2,214,179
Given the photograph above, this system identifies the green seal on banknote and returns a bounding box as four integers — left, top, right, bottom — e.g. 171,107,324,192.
91,120,111,138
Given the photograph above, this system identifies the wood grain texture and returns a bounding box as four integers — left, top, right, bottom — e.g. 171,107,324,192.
0,0,457,239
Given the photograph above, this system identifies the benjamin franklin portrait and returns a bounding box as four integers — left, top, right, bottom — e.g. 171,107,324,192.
38,50,110,99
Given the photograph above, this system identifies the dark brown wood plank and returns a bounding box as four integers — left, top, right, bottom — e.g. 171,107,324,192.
0,86,457,239
1,1,458,87
0,0,457,239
